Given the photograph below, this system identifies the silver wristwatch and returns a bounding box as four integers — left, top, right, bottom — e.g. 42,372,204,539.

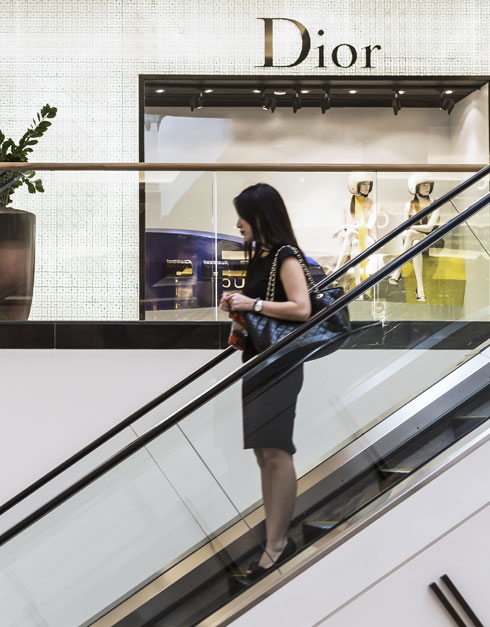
253,298,264,313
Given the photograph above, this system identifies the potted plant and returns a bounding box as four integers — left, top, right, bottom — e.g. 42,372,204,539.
0,104,57,320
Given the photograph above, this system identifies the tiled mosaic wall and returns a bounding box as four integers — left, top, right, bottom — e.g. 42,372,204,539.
0,0,489,319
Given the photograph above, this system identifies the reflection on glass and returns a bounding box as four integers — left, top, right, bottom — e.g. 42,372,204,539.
143,171,217,321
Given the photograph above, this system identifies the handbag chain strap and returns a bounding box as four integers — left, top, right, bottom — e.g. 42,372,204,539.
265,245,321,301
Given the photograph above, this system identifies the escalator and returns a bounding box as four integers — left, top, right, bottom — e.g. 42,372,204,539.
1,167,490,627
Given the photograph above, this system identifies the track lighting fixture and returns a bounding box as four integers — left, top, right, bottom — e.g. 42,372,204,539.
190,91,204,111
292,91,302,113
262,95,276,113
320,91,331,113
392,92,402,116
439,93,454,114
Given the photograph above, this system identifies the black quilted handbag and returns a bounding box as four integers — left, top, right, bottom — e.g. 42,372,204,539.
243,246,351,361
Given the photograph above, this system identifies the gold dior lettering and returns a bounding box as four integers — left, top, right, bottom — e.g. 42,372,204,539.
257,18,382,69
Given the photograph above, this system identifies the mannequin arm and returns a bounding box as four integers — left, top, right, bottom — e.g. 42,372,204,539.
412,208,440,233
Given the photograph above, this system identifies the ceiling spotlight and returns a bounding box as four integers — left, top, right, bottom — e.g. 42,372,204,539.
253,89,262,94
348,89,357,94
292,91,302,114
204,88,214,94
300,89,310,94
320,91,331,113
274,90,287,96
398,90,405,95
155,89,165,94
444,89,454,95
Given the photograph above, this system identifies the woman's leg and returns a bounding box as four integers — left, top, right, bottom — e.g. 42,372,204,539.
253,447,297,569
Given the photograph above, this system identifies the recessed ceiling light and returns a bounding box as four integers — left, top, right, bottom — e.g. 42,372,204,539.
444,89,454,95
300,89,310,94
348,89,357,94
274,90,287,95
204,89,214,93
398,90,405,95
155,89,165,93
253,89,262,94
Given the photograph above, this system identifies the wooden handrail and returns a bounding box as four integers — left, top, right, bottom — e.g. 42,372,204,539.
0,162,487,172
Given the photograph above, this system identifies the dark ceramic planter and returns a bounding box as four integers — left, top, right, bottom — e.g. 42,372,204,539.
0,206,36,320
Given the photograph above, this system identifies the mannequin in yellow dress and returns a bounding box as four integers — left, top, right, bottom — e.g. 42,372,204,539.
333,172,377,296
389,174,440,302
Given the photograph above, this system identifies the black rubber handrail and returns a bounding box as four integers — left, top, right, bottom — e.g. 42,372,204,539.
1,188,489,545
1,164,488,521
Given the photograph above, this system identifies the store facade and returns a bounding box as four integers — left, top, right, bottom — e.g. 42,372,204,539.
0,0,489,322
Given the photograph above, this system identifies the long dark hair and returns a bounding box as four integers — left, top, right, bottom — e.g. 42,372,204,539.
233,183,300,265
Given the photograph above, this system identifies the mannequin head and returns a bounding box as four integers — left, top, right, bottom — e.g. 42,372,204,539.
347,172,374,197
416,182,432,198
408,173,434,198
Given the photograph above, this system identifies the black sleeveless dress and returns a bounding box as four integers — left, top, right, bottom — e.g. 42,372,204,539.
241,246,304,455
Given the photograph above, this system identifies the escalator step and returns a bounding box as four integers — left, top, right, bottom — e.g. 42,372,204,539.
302,520,339,544
378,467,413,475
451,415,488,436
452,414,487,419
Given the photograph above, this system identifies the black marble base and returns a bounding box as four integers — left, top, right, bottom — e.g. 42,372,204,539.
0,320,488,351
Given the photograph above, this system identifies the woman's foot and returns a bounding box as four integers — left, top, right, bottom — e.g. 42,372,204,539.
415,289,426,302
388,276,400,286
246,537,297,580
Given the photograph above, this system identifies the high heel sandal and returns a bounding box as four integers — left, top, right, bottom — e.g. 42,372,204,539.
415,289,426,302
245,537,297,581
388,276,400,286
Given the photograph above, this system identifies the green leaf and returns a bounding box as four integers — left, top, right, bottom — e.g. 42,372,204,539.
1,104,56,202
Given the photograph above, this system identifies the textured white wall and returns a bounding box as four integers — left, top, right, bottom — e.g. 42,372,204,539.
0,0,489,319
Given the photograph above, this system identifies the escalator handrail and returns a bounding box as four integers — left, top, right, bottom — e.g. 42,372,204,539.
1,189,489,545
1,164,489,520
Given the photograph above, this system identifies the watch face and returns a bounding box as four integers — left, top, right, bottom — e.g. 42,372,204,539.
254,299,262,312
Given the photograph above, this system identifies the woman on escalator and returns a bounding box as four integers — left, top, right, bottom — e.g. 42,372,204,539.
219,183,311,580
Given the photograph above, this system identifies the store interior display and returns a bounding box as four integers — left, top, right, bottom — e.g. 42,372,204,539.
143,79,489,322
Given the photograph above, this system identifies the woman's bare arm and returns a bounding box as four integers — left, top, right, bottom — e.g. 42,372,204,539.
226,257,311,322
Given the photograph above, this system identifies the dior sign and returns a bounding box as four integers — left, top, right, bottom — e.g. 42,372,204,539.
258,18,382,69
